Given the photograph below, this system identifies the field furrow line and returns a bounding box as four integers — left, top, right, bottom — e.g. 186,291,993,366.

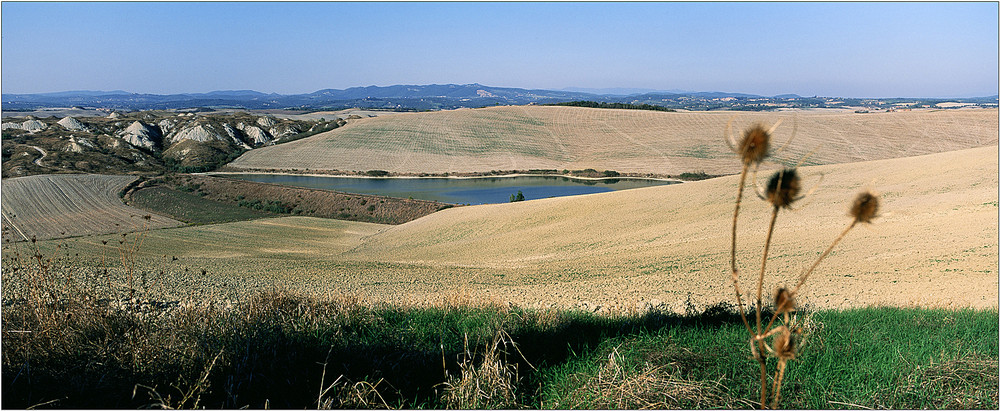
1,174,182,241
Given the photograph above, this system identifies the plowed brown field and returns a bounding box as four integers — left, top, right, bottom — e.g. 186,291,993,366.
1,174,182,241
230,106,998,175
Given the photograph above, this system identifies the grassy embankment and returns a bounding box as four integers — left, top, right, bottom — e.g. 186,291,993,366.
126,185,274,224
2,228,996,409
3,276,996,409
126,174,455,225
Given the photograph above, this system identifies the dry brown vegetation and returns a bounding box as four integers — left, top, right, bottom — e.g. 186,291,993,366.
230,106,998,175
0,174,182,241
555,341,752,409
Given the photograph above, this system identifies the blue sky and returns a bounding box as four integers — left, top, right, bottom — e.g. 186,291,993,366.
1,2,997,98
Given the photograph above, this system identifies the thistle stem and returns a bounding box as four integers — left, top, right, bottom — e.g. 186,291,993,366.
791,220,857,296
772,359,788,409
732,164,749,274
756,206,780,410
731,163,753,335
758,358,768,409
764,219,858,333
757,206,779,335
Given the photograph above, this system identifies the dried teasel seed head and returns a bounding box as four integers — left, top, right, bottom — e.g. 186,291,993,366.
775,288,795,314
766,168,801,208
772,326,796,360
850,190,880,223
739,123,771,165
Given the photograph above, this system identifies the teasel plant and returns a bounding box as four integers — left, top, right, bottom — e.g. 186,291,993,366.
726,120,880,409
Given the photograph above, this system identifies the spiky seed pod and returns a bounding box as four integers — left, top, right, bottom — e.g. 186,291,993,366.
850,191,880,223
766,168,801,208
739,124,771,165
772,326,796,360
775,288,795,314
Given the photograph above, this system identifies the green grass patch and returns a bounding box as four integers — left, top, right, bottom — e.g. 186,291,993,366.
678,144,720,159
3,287,995,410
128,186,274,224
541,307,999,409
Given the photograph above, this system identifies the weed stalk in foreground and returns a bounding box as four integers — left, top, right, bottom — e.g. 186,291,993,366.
726,121,880,408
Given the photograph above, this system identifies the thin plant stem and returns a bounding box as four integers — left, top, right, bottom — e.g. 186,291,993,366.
764,220,858,333
758,358,768,409
772,359,788,409
792,220,857,295
756,205,780,409
756,206,780,334
732,163,749,274
731,163,753,335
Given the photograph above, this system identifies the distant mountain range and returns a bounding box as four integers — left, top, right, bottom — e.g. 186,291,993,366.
0,84,775,111
3,84,996,112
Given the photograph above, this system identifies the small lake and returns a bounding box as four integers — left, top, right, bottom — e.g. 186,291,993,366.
215,174,679,205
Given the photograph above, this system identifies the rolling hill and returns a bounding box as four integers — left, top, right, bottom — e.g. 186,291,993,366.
337,145,999,311
229,106,998,176
35,145,998,311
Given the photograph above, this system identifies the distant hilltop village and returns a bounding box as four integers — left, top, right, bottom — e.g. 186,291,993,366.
3,84,997,112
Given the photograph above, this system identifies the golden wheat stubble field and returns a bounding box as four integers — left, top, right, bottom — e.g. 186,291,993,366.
230,106,998,175
336,145,999,312
32,145,998,311
0,174,182,241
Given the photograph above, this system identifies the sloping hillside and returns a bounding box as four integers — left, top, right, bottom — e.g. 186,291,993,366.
1,174,182,241
37,147,996,311
338,145,998,310
230,106,998,175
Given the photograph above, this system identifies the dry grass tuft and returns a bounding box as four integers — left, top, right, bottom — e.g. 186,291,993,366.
134,350,223,410
317,373,393,410
562,344,751,409
892,355,1000,409
439,330,524,409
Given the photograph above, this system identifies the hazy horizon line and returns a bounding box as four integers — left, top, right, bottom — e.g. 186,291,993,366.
3,84,997,101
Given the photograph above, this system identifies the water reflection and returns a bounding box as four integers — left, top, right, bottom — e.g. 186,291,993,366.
215,174,677,205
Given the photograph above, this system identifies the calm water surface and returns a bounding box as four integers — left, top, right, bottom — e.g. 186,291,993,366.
216,174,678,205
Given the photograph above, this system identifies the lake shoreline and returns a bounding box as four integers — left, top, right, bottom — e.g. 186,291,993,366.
203,170,690,184
204,172,683,205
